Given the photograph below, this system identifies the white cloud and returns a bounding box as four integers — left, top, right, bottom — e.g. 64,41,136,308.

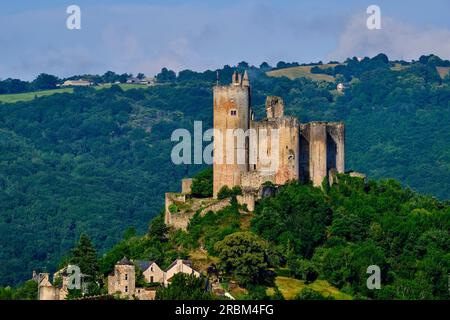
331,14,450,61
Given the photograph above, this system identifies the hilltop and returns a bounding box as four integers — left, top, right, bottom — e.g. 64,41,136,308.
24,169,449,300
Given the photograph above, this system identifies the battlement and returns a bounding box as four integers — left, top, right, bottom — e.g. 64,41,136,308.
266,96,285,119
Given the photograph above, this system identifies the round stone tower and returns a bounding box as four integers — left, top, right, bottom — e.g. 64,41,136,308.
213,71,251,197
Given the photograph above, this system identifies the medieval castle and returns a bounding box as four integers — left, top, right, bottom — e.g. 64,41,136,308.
165,71,346,229
36,70,352,300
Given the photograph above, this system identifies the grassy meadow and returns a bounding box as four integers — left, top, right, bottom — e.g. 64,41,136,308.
266,64,338,82
267,276,352,300
0,83,149,104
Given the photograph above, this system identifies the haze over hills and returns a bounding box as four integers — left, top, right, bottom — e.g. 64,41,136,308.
0,54,449,286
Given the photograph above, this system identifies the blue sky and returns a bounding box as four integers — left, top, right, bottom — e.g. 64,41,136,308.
1,0,450,80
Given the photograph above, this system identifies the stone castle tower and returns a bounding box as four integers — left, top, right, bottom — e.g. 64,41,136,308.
213,72,345,199
213,71,252,196
107,257,136,298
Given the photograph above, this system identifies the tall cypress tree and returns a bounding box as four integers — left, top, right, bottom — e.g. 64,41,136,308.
70,234,99,278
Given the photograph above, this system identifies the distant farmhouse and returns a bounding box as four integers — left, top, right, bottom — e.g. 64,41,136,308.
336,82,353,93
126,76,156,85
61,79,93,87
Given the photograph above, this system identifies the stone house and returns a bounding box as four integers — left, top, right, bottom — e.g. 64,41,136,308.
37,273,63,300
35,265,88,300
164,259,200,287
107,257,200,300
136,260,164,284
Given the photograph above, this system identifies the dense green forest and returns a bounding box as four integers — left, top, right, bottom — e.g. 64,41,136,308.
0,54,449,287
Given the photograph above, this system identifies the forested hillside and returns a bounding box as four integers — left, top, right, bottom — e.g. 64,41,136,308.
8,172,448,300
0,54,449,286
0,84,212,285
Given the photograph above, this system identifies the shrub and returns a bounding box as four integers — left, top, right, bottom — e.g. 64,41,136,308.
168,203,178,214
295,288,332,300
215,232,270,286
217,186,242,200
191,168,213,198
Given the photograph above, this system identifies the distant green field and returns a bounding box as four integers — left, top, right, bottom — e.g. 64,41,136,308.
0,83,149,104
0,88,74,103
267,276,352,300
268,64,450,81
266,64,337,82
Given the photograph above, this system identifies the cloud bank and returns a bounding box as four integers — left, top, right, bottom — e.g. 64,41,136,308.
0,1,449,80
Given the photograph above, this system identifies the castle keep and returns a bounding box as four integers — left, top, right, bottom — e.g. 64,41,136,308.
213,71,345,198
165,71,346,229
